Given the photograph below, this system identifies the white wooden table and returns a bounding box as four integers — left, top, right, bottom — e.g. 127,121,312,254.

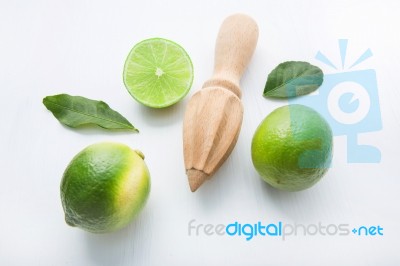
1,0,399,265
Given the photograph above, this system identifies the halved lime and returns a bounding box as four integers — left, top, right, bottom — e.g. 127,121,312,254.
123,38,194,108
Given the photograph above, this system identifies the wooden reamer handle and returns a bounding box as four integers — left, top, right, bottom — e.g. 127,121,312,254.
203,14,259,98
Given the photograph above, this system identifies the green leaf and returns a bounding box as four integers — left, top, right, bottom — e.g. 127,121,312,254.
43,94,138,132
263,61,324,98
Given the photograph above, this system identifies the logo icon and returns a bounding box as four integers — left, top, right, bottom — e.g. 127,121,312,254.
289,39,382,163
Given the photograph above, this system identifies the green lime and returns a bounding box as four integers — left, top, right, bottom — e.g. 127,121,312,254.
123,38,194,108
60,142,150,233
251,104,333,191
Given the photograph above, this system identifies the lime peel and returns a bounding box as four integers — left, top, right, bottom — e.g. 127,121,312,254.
60,142,151,233
251,105,333,191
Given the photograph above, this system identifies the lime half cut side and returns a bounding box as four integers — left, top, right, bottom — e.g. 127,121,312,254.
123,38,194,108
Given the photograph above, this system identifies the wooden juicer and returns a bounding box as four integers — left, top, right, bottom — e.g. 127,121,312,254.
183,14,259,192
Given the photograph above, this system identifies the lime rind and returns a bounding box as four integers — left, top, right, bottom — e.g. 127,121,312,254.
61,142,151,233
123,38,194,108
251,105,333,192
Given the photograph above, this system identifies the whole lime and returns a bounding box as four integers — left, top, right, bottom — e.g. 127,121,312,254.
251,104,333,191
60,142,150,233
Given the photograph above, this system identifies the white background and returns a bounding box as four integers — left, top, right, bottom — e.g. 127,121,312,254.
1,0,400,265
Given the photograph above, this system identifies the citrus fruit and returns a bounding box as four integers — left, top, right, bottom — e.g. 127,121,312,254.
123,38,194,108
60,142,150,233
251,104,333,191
